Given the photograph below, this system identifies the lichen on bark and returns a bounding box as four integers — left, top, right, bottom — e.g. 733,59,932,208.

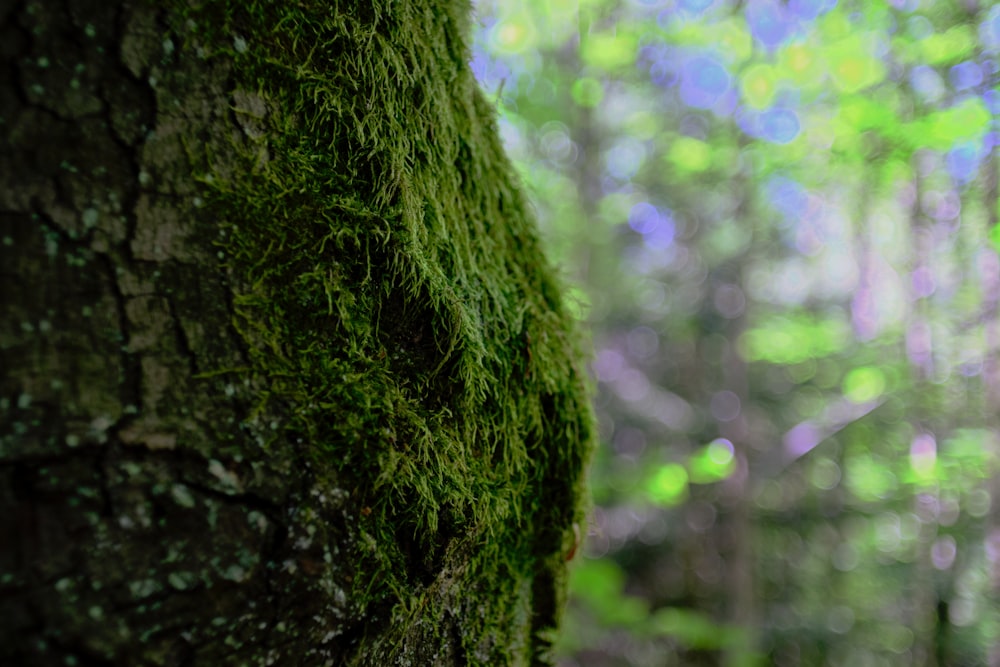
0,1,594,665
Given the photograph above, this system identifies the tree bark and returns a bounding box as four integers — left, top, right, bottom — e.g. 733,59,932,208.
0,1,594,665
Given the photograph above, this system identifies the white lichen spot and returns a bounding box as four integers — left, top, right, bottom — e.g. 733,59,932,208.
88,606,104,620
147,75,157,88
36,56,49,68
233,35,248,53
170,484,196,509
223,564,246,582
168,572,190,590
247,511,268,532
217,250,225,259
208,459,241,491
129,578,159,598
38,319,51,333
138,170,152,187
118,515,135,530
55,577,73,592
162,38,174,56
81,208,98,228
88,416,112,443
224,384,236,397
16,393,31,409
193,196,204,208
65,434,80,448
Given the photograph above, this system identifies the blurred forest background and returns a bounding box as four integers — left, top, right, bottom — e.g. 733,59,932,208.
469,0,1000,665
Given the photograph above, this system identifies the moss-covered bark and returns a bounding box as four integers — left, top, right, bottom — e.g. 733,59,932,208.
0,0,593,665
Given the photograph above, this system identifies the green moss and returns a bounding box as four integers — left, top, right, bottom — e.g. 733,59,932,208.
176,0,593,662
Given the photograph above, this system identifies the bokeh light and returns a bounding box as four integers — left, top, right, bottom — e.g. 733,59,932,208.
472,0,1000,663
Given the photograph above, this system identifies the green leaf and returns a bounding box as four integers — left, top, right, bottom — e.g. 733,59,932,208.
845,454,898,502
649,608,740,649
582,31,637,70
668,136,712,172
491,14,537,54
838,95,896,132
910,98,991,150
824,35,886,94
777,41,825,88
919,25,975,65
571,77,604,107
741,313,850,364
989,226,1000,253
646,463,689,506
688,439,736,484
569,560,650,626
842,366,886,403
741,64,778,109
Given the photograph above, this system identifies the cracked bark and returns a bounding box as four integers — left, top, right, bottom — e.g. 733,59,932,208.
0,2,325,656
0,1,587,665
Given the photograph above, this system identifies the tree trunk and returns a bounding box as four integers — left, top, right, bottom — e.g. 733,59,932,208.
0,1,594,665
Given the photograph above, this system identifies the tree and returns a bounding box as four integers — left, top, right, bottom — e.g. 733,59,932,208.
0,1,594,664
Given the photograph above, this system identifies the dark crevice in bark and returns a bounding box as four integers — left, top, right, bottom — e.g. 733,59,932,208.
98,249,143,412
0,444,101,468
165,295,199,376
180,476,284,523
450,611,469,667
36,638,116,667
93,444,117,520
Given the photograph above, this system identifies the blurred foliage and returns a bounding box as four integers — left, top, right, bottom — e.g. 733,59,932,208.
472,0,1000,665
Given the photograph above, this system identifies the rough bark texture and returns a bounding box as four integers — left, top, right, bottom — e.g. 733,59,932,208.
0,1,594,665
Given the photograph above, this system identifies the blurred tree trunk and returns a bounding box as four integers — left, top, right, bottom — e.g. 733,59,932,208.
0,1,594,665
982,100,1000,667
717,148,755,667
905,161,940,667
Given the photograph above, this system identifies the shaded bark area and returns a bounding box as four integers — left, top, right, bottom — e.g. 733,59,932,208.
0,1,593,665
0,2,356,664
